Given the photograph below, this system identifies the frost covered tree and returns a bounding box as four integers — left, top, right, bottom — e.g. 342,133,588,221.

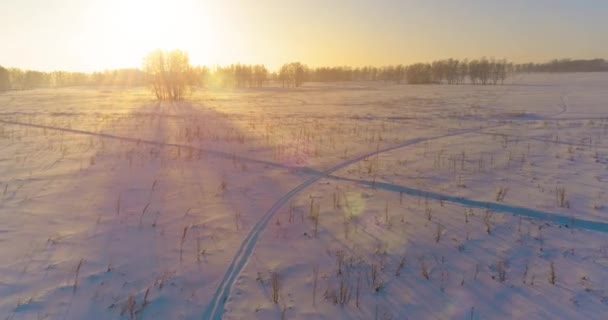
143,49,195,100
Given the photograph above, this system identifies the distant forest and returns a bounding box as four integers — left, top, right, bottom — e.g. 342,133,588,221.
1,58,607,92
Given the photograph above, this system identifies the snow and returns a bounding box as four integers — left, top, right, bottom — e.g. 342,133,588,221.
1,73,608,319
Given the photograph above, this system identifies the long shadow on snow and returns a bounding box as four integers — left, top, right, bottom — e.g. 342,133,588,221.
41,99,292,319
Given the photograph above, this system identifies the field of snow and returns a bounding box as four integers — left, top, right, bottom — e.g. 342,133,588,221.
1,73,608,320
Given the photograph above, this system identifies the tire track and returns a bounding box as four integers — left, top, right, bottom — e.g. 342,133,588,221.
1,117,507,319
201,125,494,320
0,118,293,171
329,176,608,233
478,131,608,150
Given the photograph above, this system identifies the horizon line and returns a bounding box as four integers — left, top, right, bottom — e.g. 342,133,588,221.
2,57,607,74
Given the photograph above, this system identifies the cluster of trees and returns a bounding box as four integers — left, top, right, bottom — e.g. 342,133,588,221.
467,58,510,85
515,59,608,73
142,49,198,100
273,59,510,85
278,65,407,83
406,59,510,85
211,64,268,88
0,67,147,90
278,62,307,87
405,63,433,84
6,69,48,89
306,66,402,82
88,69,147,87
307,66,358,82
377,65,406,83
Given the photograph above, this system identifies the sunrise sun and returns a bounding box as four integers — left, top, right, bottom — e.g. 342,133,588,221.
81,0,218,69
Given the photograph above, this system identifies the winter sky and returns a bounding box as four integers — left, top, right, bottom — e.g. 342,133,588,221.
2,0,607,71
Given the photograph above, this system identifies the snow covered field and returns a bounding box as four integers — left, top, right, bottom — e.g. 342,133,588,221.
1,73,608,319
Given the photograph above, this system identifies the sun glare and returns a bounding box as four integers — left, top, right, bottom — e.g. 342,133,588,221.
83,0,218,69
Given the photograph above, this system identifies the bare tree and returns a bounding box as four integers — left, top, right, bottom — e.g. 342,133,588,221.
252,65,268,87
279,62,307,87
143,49,194,100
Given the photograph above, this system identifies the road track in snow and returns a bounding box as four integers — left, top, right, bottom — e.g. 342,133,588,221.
201,124,496,319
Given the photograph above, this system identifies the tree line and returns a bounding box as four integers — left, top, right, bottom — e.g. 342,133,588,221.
211,64,268,88
276,58,511,85
2,56,607,96
515,59,608,73
0,66,147,91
